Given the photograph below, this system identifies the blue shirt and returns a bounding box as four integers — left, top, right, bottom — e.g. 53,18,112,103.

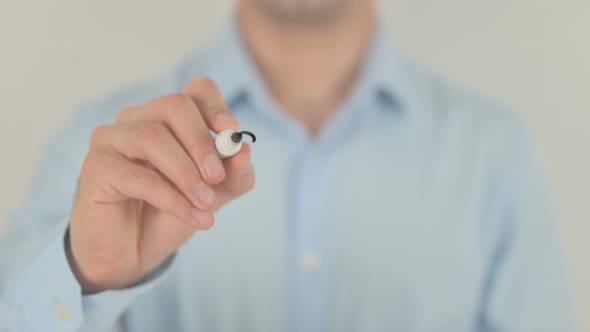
0,20,576,332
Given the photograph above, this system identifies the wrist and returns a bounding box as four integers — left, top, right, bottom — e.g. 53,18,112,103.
64,227,129,294
65,227,172,294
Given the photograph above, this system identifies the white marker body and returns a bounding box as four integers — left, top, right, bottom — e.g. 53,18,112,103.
215,129,243,159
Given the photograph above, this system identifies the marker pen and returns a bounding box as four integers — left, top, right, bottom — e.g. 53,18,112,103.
215,129,257,159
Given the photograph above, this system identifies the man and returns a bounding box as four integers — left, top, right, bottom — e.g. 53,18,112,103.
0,0,576,331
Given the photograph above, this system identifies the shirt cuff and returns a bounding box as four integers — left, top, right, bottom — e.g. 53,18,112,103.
7,218,175,332
81,252,175,331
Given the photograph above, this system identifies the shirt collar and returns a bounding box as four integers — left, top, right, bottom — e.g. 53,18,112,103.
357,23,412,112
202,18,412,113
204,19,266,110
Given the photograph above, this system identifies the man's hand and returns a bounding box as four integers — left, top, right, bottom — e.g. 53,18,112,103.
68,78,255,294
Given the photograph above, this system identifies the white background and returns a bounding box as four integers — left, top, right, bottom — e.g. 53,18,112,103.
0,0,588,329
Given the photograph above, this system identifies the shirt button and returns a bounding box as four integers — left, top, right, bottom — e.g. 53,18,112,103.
54,304,71,322
299,251,321,271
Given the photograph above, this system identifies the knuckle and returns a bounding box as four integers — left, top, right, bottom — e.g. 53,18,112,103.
89,125,110,147
115,106,136,122
81,151,105,178
203,102,225,116
161,93,192,112
84,150,103,165
119,167,155,190
136,169,159,187
136,123,167,143
117,167,137,189
189,77,219,95
177,164,197,182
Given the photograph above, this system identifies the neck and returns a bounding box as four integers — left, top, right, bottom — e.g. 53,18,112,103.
237,1,376,135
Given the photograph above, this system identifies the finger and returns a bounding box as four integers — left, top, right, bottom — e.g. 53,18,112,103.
216,143,255,207
89,152,214,230
93,123,217,209
183,77,239,133
115,93,225,185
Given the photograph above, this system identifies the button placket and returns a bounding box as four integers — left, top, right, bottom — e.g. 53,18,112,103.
299,251,322,271
54,303,71,322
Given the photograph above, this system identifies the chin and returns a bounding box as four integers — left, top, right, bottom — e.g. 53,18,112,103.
249,0,356,23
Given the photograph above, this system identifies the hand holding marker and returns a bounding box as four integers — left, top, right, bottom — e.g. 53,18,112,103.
67,78,257,294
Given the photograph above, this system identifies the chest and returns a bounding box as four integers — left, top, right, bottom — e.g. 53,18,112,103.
127,125,492,331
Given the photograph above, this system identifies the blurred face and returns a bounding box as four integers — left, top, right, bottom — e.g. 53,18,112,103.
249,0,355,23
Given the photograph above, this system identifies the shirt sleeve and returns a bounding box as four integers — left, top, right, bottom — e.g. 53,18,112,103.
0,105,174,332
479,118,577,331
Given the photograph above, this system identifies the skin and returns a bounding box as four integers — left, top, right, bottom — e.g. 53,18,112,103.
239,0,375,134
68,0,375,294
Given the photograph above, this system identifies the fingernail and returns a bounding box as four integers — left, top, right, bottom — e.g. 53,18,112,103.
192,209,214,227
195,182,216,205
203,154,224,179
216,113,236,128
